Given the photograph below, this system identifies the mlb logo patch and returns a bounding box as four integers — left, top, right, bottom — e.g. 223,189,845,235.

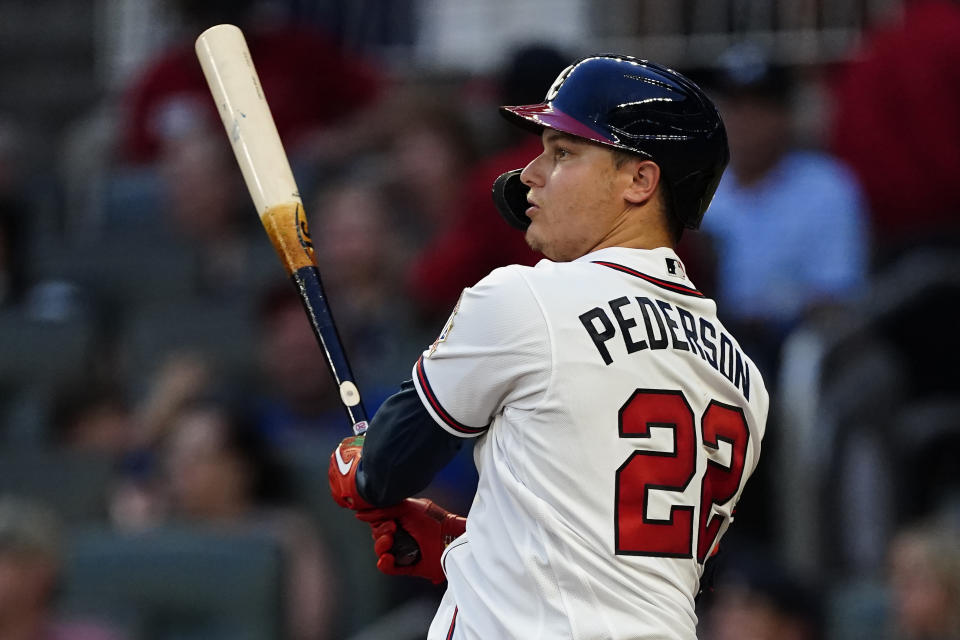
665,258,685,279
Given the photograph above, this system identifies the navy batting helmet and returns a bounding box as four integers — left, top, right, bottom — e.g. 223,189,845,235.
492,54,729,231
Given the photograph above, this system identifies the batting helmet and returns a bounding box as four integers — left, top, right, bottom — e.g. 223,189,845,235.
492,54,729,231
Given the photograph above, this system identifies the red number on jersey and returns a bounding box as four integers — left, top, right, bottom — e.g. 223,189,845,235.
615,389,696,557
697,400,750,563
615,390,749,562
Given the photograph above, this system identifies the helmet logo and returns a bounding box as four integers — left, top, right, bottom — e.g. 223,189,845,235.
546,64,575,101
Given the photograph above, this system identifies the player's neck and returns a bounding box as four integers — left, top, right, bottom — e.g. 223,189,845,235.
589,207,674,254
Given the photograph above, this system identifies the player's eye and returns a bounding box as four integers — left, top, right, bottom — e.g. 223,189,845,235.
554,146,571,159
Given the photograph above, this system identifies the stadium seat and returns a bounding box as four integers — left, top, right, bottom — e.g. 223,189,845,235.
27,232,197,308
119,295,259,393
60,526,286,640
0,309,96,388
0,448,114,524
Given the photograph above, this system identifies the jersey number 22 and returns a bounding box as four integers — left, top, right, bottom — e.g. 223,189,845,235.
614,388,749,563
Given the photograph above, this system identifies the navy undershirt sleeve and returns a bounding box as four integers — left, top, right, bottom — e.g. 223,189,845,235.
356,379,464,507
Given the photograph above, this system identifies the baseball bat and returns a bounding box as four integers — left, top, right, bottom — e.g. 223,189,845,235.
195,23,420,565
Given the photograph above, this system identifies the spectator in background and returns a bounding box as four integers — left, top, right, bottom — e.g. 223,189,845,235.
830,0,960,264
385,98,477,253
118,0,386,166
247,285,358,451
699,547,823,640
887,522,960,639
112,399,336,640
50,383,133,457
156,129,267,296
310,177,428,390
149,126,289,310
402,44,570,322
698,42,869,384
0,496,126,640
159,401,292,523
161,401,334,640
108,351,217,530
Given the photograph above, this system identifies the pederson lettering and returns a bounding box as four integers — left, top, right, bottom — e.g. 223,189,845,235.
578,296,751,401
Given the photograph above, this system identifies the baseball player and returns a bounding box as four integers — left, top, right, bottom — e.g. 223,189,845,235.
329,55,768,639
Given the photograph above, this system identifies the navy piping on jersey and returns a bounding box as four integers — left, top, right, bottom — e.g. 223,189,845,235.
592,261,705,298
415,356,488,435
446,607,458,640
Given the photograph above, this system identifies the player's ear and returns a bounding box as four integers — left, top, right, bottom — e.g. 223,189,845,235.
622,160,660,206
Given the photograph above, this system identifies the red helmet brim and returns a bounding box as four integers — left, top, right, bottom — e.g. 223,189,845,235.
500,103,616,148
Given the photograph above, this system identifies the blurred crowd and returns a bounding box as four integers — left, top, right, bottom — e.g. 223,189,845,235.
0,0,958,639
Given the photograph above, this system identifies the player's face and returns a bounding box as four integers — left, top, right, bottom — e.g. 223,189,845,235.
520,130,634,261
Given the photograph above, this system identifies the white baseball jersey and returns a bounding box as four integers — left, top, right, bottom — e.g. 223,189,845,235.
412,246,768,640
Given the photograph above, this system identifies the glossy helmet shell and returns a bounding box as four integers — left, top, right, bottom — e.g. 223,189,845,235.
499,54,729,229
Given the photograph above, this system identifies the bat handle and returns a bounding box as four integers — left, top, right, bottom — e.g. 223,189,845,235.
391,527,422,567
290,266,369,427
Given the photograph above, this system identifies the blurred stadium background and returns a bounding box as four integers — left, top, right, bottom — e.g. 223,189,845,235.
0,1,958,639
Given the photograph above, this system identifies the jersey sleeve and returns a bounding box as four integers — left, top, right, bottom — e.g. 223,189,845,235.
412,265,550,437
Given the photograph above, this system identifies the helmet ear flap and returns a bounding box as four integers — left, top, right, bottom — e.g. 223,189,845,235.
492,169,531,231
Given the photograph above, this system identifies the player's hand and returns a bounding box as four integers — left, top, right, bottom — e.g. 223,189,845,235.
356,498,466,584
328,435,375,510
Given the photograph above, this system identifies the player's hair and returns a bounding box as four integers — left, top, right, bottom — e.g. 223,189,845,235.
611,149,684,245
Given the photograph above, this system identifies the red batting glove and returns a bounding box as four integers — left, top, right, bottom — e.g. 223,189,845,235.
328,435,375,510
356,498,466,584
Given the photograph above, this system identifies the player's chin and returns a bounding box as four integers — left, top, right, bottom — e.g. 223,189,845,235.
524,225,545,256
526,229,568,261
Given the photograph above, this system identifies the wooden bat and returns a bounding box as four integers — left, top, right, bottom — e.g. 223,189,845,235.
195,23,420,564
195,23,365,433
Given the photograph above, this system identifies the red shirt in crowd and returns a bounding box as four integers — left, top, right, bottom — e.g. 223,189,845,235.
830,0,960,246
405,137,542,317
121,25,384,163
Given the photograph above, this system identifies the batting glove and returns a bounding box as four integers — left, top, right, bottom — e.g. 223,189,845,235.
328,435,375,510
356,498,466,584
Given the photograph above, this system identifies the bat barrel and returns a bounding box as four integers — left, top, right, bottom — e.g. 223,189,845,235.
196,23,300,216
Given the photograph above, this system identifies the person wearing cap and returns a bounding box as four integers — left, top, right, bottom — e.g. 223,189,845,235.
328,54,769,639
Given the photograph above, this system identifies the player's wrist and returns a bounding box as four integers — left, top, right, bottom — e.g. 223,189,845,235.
328,436,376,510
418,499,466,545
354,464,380,508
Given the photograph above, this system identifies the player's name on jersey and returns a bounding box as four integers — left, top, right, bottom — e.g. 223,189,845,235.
579,295,752,401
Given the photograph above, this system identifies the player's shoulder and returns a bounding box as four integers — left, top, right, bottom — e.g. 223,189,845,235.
439,264,549,352
471,262,539,296
461,264,545,321
478,258,594,301
510,253,605,281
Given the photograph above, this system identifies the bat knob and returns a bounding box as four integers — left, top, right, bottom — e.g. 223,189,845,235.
392,528,421,566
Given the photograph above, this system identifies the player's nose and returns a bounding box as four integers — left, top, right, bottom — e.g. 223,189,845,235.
520,154,545,189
